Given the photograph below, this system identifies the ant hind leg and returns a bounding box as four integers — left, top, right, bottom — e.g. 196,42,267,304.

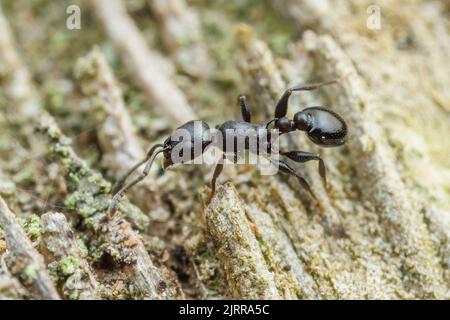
274,79,338,118
268,157,319,202
281,150,327,189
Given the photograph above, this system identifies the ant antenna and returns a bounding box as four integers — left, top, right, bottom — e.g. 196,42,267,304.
112,144,163,194
109,144,163,216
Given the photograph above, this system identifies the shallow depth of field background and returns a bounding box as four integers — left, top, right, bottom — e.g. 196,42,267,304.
0,0,449,300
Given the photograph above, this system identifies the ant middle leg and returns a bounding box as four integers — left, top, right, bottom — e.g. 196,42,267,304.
268,157,318,202
238,95,251,123
206,154,225,205
281,151,327,188
275,79,338,119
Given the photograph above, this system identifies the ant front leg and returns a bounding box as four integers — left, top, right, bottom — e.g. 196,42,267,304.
275,79,338,119
206,154,225,205
238,95,251,123
268,157,318,202
281,151,327,189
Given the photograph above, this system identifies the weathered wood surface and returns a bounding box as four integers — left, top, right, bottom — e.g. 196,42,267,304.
0,197,60,299
0,1,448,299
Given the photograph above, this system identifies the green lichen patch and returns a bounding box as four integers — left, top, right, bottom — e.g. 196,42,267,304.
21,214,41,243
21,264,38,285
59,256,80,277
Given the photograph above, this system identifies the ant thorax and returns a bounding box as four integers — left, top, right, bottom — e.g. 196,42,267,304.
165,120,279,167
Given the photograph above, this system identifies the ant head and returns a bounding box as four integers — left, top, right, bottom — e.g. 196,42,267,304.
293,107,347,147
162,138,174,168
162,120,212,168
161,136,193,168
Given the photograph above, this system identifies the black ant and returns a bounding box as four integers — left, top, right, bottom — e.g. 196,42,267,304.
108,80,347,215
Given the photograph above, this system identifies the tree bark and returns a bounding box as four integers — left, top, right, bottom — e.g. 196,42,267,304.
0,0,448,299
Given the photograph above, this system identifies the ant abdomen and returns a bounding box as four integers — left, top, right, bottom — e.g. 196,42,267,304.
294,107,347,147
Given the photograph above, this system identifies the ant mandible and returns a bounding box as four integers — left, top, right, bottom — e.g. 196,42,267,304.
108,79,347,215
